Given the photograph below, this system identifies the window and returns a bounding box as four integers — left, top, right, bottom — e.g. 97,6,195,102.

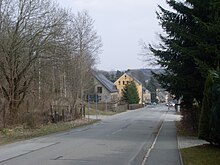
97,87,102,94
125,75,127,79
119,81,121,85
123,81,125,85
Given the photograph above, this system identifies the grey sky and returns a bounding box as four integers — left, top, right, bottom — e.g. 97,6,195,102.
56,0,168,71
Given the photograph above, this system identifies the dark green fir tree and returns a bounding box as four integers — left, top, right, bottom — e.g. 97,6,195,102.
122,81,140,104
147,0,220,133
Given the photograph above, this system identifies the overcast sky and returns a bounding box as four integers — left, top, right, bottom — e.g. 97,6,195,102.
56,0,168,71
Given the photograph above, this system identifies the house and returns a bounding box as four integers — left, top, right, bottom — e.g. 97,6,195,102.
156,88,167,103
143,87,151,104
93,72,118,103
114,72,143,104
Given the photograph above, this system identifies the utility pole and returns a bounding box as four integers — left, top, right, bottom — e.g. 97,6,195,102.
38,56,41,100
87,95,90,121
105,95,108,112
95,94,98,120
168,93,171,111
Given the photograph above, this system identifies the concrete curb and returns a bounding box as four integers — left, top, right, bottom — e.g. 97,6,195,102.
177,136,184,165
130,120,164,165
130,134,155,165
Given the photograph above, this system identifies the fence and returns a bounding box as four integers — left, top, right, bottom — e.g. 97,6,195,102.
89,102,127,112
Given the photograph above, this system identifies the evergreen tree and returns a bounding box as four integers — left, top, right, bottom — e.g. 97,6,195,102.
199,70,220,145
198,73,213,142
210,84,220,145
122,81,140,104
116,70,123,79
104,72,115,82
149,0,220,107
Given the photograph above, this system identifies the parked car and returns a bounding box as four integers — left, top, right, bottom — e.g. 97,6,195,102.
166,102,175,106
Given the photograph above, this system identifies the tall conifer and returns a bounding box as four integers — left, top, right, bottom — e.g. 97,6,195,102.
149,0,220,107
149,0,220,137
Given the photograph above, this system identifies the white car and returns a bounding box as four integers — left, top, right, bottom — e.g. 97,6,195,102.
166,102,175,106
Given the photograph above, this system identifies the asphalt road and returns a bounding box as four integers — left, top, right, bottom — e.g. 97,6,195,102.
0,104,178,165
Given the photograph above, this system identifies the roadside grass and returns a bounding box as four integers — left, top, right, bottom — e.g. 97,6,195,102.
181,144,220,165
0,119,98,145
176,120,220,165
0,108,125,146
85,108,121,116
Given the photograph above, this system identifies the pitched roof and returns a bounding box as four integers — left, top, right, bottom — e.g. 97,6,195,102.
125,72,142,85
93,72,118,93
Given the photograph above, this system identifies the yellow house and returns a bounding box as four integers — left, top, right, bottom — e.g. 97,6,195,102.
114,73,143,104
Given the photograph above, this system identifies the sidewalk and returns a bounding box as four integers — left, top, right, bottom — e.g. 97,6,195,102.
143,109,209,165
144,110,182,165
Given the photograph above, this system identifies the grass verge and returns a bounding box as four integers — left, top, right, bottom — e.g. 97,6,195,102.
181,144,220,165
176,121,220,165
0,119,98,145
85,108,120,116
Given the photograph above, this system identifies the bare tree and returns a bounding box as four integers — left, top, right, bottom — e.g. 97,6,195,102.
0,1,102,125
70,11,102,110
0,0,68,124
51,11,102,116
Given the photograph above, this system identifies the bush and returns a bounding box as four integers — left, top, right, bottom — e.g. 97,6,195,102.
199,70,220,145
21,113,38,129
198,74,213,142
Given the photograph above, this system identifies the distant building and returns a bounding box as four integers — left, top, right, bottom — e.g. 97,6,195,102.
156,88,167,103
93,72,118,103
114,72,143,104
143,87,151,104
125,69,166,103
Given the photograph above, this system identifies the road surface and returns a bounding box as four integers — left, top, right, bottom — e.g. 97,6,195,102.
0,104,180,165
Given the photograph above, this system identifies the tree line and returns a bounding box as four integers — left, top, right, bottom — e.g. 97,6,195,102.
0,0,102,127
146,0,220,145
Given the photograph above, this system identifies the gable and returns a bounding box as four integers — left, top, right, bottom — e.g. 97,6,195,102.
114,73,142,86
93,72,118,93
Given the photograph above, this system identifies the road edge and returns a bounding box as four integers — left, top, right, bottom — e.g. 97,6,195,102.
129,120,164,165
129,133,156,165
177,136,184,165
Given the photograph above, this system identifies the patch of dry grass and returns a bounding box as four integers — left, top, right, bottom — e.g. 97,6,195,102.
0,119,98,145
85,108,119,116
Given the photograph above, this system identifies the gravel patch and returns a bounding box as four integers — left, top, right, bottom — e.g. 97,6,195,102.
178,136,209,149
